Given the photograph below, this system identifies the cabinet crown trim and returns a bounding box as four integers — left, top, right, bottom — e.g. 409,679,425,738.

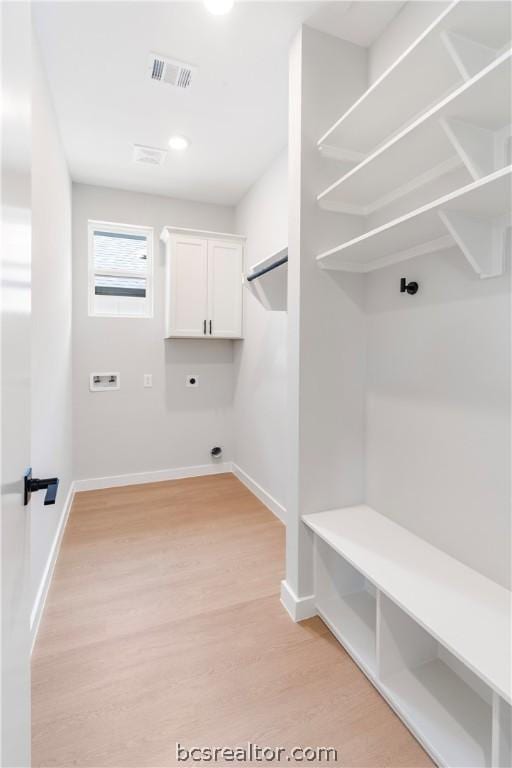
160,226,246,244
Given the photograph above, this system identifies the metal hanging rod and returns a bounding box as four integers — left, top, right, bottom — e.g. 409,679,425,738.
246,253,288,282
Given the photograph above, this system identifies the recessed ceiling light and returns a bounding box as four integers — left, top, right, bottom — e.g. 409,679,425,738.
168,135,189,151
204,0,234,15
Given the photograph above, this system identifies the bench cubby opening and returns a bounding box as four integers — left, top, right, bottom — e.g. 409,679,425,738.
378,593,493,768
314,535,376,675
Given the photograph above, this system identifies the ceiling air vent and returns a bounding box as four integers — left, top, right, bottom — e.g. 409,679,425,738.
148,53,195,89
133,144,167,166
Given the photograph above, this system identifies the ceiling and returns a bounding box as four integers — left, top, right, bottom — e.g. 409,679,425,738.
34,1,405,207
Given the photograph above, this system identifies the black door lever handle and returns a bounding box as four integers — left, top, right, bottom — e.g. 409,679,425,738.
24,468,59,506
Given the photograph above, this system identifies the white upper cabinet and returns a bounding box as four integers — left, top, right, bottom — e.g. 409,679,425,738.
161,227,244,339
166,234,208,337
207,239,243,338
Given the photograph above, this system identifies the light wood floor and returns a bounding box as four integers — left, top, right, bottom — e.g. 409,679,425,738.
32,473,433,768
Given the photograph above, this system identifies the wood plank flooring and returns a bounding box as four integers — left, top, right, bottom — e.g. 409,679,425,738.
32,473,433,767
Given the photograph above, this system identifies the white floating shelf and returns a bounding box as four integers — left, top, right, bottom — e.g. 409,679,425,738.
318,50,511,214
303,505,512,703
245,247,288,311
316,166,511,277
318,0,511,157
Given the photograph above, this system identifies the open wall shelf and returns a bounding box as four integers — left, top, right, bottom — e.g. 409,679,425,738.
245,247,288,311
316,166,511,277
317,0,511,158
315,0,511,281
318,50,511,215
304,506,511,768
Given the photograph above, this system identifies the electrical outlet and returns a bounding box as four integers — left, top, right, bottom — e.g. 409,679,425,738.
144,374,153,388
89,373,120,392
186,375,199,387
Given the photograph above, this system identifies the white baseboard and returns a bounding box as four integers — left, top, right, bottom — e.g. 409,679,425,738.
73,462,232,492
30,481,75,654
231,463,286,524
280,579,316,622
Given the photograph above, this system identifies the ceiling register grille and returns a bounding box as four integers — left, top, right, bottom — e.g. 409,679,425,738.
132,145,167,165
148,53,195,89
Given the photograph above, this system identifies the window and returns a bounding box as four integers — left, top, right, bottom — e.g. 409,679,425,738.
88,221,153,317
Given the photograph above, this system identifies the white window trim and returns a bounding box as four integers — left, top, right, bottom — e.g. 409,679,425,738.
88,219,154,319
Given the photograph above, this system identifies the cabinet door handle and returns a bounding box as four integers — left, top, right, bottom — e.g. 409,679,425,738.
203,319,206,335
209,320,212,335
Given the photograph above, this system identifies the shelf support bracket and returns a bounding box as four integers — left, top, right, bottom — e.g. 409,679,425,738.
318,143,365,165
438,209,508,278
440,30,497,81
440,117,496,181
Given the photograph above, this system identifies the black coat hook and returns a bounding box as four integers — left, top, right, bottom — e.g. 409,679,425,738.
400,278,418,295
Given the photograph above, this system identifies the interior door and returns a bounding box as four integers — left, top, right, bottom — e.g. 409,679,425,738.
168,235,208,337
1,2,32,765
207,239,243,338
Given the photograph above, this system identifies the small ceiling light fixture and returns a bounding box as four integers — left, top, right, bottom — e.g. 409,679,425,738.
204,0,234,15
168,135,189,151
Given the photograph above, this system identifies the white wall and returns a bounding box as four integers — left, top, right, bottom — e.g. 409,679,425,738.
31,32,73,626
233,149,288,517
366,250,511,589
286,26,368,598
72,183,235,482
366,0,511,591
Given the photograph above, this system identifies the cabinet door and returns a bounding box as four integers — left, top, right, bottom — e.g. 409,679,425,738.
207,239,243,338
167,236,208,337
